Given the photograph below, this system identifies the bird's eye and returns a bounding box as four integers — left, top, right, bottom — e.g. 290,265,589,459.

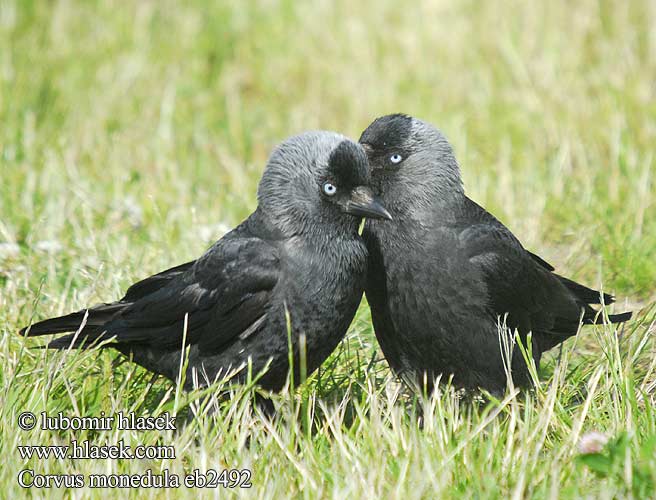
322,182,337,196
390,154,403,164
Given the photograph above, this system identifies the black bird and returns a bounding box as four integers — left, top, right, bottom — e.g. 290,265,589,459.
359,114,631,393
20,132,391,394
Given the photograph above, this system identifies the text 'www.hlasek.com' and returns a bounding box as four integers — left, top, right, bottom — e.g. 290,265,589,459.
16,411,252,489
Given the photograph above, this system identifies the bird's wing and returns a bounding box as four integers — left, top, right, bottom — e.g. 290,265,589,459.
51,237,281,353
458,222,583,336
20,261,197,337
122,260,196,302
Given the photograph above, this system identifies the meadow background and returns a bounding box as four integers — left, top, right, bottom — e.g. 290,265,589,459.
1,0,655,498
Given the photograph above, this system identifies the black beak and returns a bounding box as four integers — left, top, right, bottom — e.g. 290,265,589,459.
344,186,392,221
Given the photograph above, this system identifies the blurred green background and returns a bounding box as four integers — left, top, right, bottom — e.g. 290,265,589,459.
1,0,654,313
1,1,655,498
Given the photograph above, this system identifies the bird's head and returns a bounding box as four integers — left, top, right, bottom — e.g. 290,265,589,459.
258,131,391,237
359,114,464,218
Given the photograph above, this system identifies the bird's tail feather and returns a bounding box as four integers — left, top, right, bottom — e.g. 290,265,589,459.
579,303,632,326
554,275,632,326
550,305,632,336
20,310,88,336
45,330,115,349
19,302,126,339
556,275,615,305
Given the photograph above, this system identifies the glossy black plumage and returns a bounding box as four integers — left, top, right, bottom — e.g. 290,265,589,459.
360,114,631,393
20,132,391,393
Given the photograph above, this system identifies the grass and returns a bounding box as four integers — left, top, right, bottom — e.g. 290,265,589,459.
1,0,655,497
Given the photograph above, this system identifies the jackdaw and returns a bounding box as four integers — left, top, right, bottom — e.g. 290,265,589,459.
359,114,631,393
20,132,391,395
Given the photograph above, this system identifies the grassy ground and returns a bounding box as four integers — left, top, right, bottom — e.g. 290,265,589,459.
1,0,655,498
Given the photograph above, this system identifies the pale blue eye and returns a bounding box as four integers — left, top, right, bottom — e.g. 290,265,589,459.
323,182,337,196
390,154,403,164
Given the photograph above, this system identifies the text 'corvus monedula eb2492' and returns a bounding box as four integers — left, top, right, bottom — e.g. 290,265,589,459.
359,114,631,394
20,132,391,393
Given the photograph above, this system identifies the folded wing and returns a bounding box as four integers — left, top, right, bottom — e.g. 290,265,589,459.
21,237,280,355
460,221,630,340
